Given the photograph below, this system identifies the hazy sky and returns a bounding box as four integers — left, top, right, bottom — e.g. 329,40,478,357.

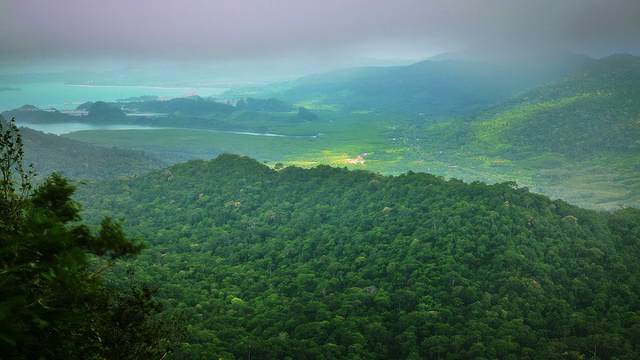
1,0,639,73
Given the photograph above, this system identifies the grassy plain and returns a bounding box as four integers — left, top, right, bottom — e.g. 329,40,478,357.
65,108,639,210
65,111,407,172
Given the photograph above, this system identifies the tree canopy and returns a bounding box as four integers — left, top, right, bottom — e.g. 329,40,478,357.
76,153,640,359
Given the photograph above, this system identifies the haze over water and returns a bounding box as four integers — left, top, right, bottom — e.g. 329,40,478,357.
0,82,228,111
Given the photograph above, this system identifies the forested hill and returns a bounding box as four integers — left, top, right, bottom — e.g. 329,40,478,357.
0,116,166,180
76,153,640,359
468,54,640,159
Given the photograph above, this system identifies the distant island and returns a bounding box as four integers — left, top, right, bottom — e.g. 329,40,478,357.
0,86,21,92
116,95,159,102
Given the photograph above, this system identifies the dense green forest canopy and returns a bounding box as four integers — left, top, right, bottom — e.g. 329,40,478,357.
76,153,640,359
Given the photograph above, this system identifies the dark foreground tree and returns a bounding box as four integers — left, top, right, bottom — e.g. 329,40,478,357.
0,117,184,359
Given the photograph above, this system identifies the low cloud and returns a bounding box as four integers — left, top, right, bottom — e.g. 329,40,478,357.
1,0,639,70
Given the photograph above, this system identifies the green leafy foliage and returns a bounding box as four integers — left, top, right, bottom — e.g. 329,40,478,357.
76,154,640,359
0,126,184,359
0,117,34,229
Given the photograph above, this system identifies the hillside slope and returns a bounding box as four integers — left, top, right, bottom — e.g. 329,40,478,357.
470,54,640,160
76,154,640,359
228,53,592,119
467,54,640,209
1,116,166,180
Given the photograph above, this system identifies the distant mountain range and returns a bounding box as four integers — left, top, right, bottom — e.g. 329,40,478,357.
3,54,639,359
225,53,594,119
272,53,639,209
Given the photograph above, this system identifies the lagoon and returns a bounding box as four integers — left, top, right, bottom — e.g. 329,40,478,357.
16,122,288,137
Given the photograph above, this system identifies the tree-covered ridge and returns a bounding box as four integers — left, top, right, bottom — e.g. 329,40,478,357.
21,126,168,180
77,153,640,359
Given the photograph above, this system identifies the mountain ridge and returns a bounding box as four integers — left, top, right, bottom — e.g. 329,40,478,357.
225,52,595,119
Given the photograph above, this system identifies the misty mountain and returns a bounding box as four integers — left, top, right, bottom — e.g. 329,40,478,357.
128,96,235,116
86,101,127,123
2,105,79,124
6,54,636,209
75,153,640,359
265,53,593,119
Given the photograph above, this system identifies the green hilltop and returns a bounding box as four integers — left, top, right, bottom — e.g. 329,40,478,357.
75,153,640,359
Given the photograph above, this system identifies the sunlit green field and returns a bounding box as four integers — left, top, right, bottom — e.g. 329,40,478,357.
64,109,639,210
65,111,405,172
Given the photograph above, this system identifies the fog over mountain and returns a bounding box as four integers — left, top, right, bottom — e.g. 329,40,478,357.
1,0,639,76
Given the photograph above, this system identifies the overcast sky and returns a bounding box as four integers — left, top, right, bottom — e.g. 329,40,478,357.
1,0,639,74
